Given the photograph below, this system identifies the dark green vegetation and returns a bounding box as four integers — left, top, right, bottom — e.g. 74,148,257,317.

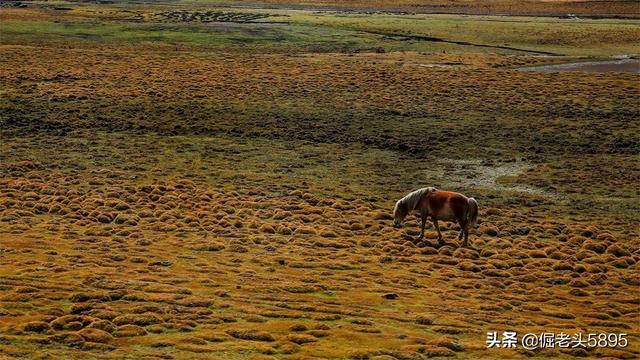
1,1,639,359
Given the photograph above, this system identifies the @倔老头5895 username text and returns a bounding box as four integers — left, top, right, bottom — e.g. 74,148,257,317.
486,331,628,350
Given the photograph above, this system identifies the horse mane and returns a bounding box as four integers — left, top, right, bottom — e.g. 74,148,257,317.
399,187,435,211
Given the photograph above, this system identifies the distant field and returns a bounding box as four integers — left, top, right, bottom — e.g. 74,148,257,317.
0,1,639,359
1,5,639,55
219,0,640,17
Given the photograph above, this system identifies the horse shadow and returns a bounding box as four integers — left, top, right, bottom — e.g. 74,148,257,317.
418,237,478,251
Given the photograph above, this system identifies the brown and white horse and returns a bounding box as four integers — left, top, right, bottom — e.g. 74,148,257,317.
393,187,478,246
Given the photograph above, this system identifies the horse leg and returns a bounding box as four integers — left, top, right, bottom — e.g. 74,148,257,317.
418,215,427,241
463,225,469,247
433,218,443,245
458,218,466,240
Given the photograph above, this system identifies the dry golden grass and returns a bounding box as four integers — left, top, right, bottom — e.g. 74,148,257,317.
0,128,638,359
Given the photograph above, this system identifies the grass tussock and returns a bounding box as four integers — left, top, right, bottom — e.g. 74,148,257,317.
226,329,276,342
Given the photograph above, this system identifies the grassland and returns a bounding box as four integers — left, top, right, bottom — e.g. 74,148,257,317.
1,1,639,359
187,0,640,18
2,5,640,55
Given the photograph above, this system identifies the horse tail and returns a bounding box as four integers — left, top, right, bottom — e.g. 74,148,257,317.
467,197,478,228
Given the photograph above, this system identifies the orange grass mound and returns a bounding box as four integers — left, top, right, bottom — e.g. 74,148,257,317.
0,131,638,358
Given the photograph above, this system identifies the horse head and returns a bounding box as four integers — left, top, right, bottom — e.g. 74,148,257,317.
393,200,408,228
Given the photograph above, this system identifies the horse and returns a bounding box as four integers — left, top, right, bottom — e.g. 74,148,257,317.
393,187,478,247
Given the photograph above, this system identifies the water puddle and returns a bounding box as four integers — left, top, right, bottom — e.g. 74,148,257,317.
518,58,639,73
414,63,457,69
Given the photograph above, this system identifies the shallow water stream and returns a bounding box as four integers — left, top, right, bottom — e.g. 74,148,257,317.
518,58,639,73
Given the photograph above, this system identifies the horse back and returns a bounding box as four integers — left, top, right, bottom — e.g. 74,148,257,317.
424,190,469,221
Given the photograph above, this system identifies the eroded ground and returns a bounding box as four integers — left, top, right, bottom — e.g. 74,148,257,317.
0,1,639,359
